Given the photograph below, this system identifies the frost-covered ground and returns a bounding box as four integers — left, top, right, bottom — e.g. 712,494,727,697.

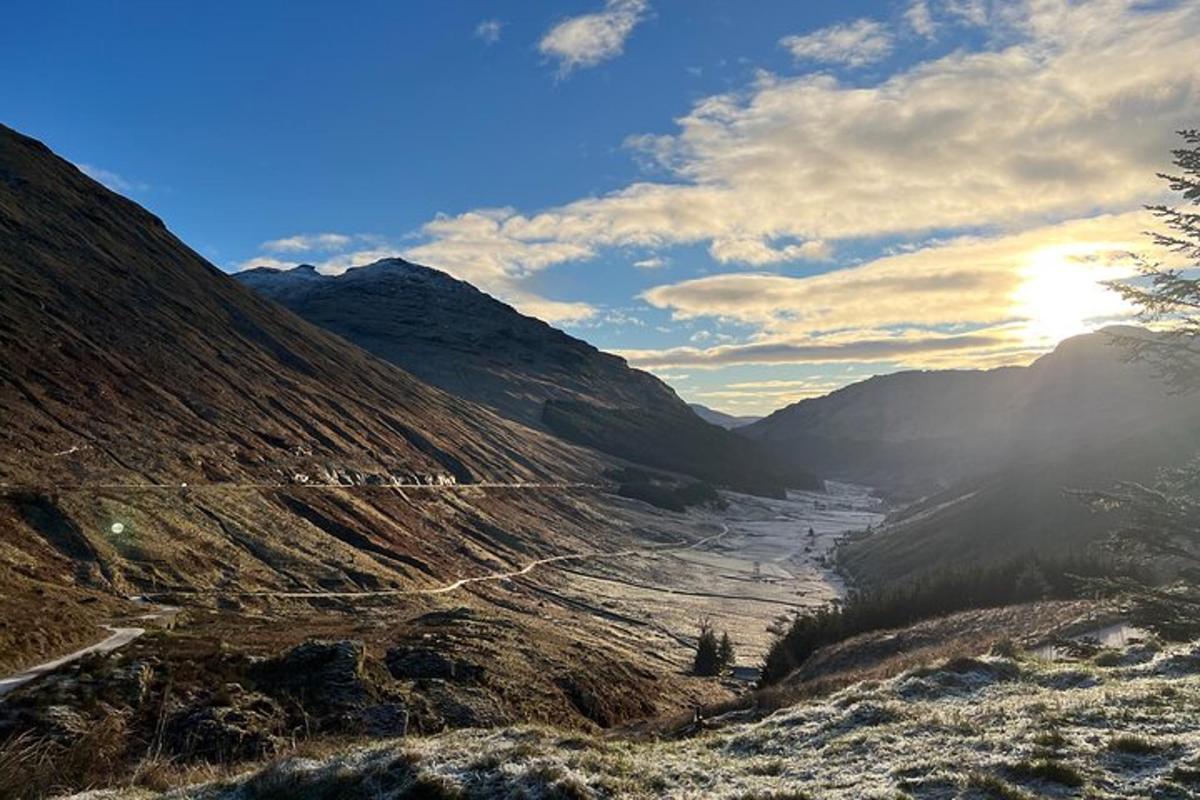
552,482,885,662
85,638,1200,799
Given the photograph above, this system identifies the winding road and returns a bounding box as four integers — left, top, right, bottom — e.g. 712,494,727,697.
147,522,732,600
0,604,178,699
0,523,729,696
0,626,146,699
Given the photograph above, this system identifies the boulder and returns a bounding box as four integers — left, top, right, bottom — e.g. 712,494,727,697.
385,646,485,683
254,640,370,710
163,691,285,762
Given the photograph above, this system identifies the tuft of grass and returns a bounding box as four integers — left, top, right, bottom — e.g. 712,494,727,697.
1031,728,1067,749
1171,763,1200,785
1009,759,1086,788
1107,735,1162,755
0,712,131,800
748,757,786,776
967,772,1036,800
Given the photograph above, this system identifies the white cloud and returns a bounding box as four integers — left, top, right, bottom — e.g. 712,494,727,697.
709,237,831,265
905,0,937,37
945,0,988,27
539,0,648,76
780,19,894,68
633,256,667,269
641,213,1150,337
77,164,148,194
905,0,990,38
261,233,356,253
475,19,503,44
410,0,1200,286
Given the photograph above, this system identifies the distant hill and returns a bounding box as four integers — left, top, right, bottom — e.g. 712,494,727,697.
239,262,819,496
687,403,761,429
743,329,1200,584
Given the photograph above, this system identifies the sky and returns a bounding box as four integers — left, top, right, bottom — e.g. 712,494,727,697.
3,0,1199,415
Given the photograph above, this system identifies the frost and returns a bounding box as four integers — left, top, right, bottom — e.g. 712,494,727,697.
84,639,1200,799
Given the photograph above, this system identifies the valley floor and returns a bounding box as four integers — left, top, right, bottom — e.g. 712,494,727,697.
73,636,1200,799
550,482,883,663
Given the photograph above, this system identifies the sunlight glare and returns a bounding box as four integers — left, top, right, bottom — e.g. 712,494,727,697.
1013,246,1134,346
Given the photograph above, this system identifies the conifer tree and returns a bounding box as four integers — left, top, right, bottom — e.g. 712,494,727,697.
1083,130,1200,638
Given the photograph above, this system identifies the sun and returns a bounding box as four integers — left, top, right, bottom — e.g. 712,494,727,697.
1012,246,1134,346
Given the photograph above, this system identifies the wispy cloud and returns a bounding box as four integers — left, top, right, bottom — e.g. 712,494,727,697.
780,18,893,68
633,256,667,269
905,0,937,37
475,19,503,45
640,213,1150,348
260,233,357,253
539,0,648,76
618,328,1028,371
77,163,148,194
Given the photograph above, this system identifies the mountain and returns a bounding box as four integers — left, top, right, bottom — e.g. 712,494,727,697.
0,131,596,491
0,124,615,668
687,403,761,429
237,262,818,496
743,328,1195,494
744,329,1200,584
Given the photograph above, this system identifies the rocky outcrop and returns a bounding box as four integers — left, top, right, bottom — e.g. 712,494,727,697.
252,640,371,712
386,647,486,683
164,690,286,762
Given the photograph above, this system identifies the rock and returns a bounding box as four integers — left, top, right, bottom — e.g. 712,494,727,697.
254,640,370,710
386,647,485,683
164,691,285,762
419,683,508,730
360,703,409,736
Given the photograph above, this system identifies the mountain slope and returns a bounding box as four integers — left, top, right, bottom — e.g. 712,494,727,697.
0,131,596,489
743,329,1200,584
0,124,621,666
687,403,761,429
744,328,1197,494
237,262,818,495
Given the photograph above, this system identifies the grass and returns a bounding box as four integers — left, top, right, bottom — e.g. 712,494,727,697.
1031,728,1067,749
1107,734,1162,755
967,772,1037,800
13,625,1200,799
1009,758,1087,788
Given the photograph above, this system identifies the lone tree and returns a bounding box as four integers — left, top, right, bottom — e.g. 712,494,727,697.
693,619,722,676
717,631,735,670
693,619,736,676
1083,129,1200,638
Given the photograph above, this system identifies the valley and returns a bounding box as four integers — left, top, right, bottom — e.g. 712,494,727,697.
0,483,882,699
2,93,1199,799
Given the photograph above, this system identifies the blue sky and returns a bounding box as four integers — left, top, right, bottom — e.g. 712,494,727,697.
4,1,1199,414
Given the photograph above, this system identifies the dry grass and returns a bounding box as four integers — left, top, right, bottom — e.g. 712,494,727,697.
0,712,130,800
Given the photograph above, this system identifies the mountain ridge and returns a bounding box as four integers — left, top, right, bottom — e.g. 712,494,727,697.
237,260,820,495
740,327,1200,584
